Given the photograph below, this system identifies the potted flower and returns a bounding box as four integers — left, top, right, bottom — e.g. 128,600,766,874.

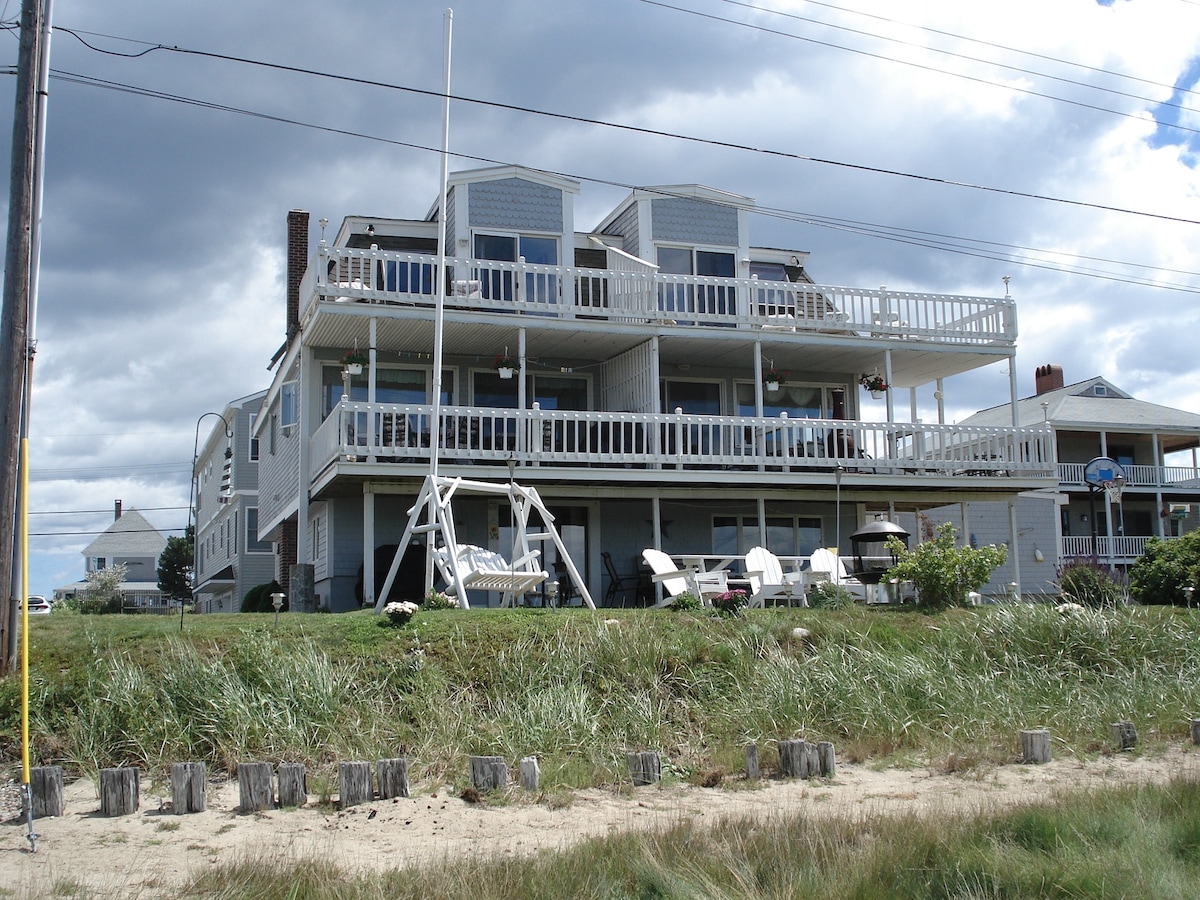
494,353,516,380
342,350,368,375
763,368,787,392
382,600,419,627
859,372,888,398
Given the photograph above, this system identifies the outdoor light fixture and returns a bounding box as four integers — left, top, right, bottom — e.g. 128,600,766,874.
271,591,285,626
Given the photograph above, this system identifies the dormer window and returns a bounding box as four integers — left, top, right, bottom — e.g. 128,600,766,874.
1093,384,1107,397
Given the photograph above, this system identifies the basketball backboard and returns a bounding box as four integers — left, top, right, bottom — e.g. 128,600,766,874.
1083,456,1126,487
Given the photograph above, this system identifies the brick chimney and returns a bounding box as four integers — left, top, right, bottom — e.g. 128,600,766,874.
114,499,122,521
286,210,310,338
1035,364,1064,395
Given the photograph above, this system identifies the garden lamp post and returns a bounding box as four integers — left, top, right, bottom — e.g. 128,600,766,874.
187,412,232,631
271,591,285,627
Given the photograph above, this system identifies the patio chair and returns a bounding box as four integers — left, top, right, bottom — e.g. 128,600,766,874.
641,548,728,607
602,551,640,606
807,548,868,601
744,546,806,608
433,544,548,606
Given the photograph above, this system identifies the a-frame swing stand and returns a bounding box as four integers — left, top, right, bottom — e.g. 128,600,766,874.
371,473,595,611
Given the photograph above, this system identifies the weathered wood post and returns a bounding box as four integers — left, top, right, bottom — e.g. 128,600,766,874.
377,758,410,799
1191,719,1200,746
171,762,207,814
519,756,540,791
469,756,508,791
780,740,820,778
817,741,837,777
627,751,661,786
745,742,760,780
30,766,64,818
99,767,139,817
1020,729,1052,764
339,761,373,809
1112,720,1138,751
277,763,307,808
237,762,275,812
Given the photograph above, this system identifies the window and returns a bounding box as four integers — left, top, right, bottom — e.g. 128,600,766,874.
657,246,736,317
532,375,588,411
1093,384,1108,397
269,413,277,455
322,366,440,418
248,413,259,461
246,507,271,553
474,232,559,303
713,516,824,561
281,381,298,429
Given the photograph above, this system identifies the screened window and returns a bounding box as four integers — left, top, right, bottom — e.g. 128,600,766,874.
474,232,559,303
713,516,824,563
322,367,450,418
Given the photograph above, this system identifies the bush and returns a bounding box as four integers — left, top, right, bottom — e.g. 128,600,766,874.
711,589,748,617
242,581,285,613
382,601,419,627
807,581,855,610
667,592,702,611
1057,558,1125,608
885,522,1007,610
421,590,458,610
1129,532,1200,605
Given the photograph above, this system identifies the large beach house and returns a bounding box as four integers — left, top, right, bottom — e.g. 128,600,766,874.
248,165,1054,610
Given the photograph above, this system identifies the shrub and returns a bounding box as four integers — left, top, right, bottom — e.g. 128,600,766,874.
1057,558,1125,608
807,581,854,610
382,601,419,627
80,564,127,614
667,592,702,611
1129,532,1200,605
885,522,1007,610
242,581,285,613
711,589,748,617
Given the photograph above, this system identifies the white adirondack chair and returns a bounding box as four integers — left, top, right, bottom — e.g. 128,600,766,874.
744,546,806,608
808,548,868,601
641,548,728,607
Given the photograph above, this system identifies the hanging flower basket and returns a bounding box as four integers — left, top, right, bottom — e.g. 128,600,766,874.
763,369,787,392
494,354,516,379
859,373,887,395
342,350,368,375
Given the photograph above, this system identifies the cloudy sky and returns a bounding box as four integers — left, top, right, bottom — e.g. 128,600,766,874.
3,0,1198,599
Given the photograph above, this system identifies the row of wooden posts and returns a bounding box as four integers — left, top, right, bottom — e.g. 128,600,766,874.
25,720,1197,819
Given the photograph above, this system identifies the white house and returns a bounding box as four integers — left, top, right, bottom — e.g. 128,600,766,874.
245,165,1053,610
53,501,170,610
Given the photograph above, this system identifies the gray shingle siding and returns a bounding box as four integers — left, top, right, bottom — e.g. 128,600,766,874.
651,197,738,246
469,178,563,232
444,185,455,251
256,401,301,532
607,203,640,256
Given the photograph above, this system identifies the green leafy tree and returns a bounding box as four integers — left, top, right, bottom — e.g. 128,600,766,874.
82,563,128,614
1128,531,1200,605
885,522,1007,610
157,528,194,602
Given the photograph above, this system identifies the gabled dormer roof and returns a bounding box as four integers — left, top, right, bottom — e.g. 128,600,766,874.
593,184,756,235
82,509,168,558
963,375,1200,451
425,165,581,221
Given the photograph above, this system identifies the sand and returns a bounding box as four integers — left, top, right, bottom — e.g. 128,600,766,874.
2,746,1197,898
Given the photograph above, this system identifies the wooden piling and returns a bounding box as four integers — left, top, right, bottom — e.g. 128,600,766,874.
745,742,760,780
626,751,661,786
339,761,373,809
171,762,207,814
99,767,139,817
1191,719,1200,746
1112,720,1138,751
237,762,275,812
377,758,410,799
519,756,540,791
30,766,63,818
817,741,837,778
1020,729,1052,764
469,756,508,791
277,763,308,808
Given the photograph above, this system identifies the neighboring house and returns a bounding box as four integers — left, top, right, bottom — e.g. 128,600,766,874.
193,390,275,613
954,365,1200,595
53,501,170,610
253,164,1054,610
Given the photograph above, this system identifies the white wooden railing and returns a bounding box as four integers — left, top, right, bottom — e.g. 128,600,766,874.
1060,535,1170,560
310,402,1054,480
1058,463,1200,488
309,246,1017,346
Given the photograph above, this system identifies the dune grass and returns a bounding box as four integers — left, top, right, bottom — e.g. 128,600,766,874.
6,602,1200,788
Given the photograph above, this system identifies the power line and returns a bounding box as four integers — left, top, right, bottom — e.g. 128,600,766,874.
28,505,190,515
53,26,1200,228
47,67,1200,293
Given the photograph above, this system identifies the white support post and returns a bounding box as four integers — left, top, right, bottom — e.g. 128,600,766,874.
363,484,375,608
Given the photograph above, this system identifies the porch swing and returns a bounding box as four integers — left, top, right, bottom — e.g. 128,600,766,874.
372,473,595,610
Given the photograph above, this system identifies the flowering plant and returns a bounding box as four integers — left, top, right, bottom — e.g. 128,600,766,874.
859,373,888,393
763,368,787,386
711,588,748,617
342,350,369,367
383,600,419,626
494,353,515,370
421,590,458,610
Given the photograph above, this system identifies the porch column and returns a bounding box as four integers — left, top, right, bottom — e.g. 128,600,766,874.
518,328,528,458
935,378,945,425
909,387,918,424
1008,357,1019,427
757,497,766,548
651,495,663,605
368,318,378,403
297,344,311,565
753,340,764,416
363,484,376,608
961,502,971,549
1008,501,1022,599
884,349,895,423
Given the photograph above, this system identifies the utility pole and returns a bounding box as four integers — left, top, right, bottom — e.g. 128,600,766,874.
0,0,44,675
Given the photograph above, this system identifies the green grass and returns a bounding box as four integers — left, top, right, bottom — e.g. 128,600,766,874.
6,603,1200,786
